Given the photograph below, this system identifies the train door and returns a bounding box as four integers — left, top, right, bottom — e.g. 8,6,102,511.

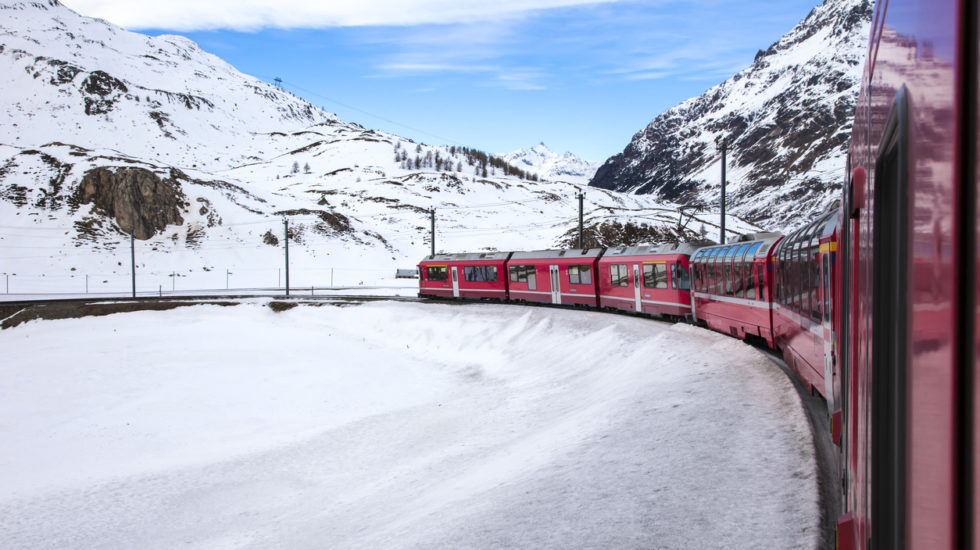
452,266,459,298
549,265,561,304
633,264,642,311
822,250,834,411
451,266,460,298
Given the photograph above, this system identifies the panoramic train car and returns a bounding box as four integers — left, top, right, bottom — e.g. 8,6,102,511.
689,234,781,347
833,0,978,548
595,243,695,318
771,210,838,402
417,251,512,299
506,249,604,306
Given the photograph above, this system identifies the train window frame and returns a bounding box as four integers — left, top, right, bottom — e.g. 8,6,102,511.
643,262,668,289
426,265,448,281
509,265,535,284
736,244,751,298
672,262,690,291
758,262,766,301
464,265,498,283
610,263,629,287
568,264,593,285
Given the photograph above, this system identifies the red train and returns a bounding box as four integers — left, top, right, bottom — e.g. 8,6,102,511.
419,243,694,319
419,0,978,546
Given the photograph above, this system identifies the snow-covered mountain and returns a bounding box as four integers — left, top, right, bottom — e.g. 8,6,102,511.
589,0,872,231
500,143,600,185
0,0,759,295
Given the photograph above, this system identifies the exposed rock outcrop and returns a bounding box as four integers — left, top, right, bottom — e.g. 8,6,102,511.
75,167,187,239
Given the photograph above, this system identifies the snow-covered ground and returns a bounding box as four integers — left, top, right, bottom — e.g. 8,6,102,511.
0,300,818,549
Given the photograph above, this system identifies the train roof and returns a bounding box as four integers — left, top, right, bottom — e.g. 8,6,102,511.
421,251,512,262
509,248,604,260
691,233,784,262
600,242,699,258
772,209,838,255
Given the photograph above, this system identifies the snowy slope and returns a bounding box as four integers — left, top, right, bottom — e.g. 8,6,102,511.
0,301,819,548
500,142,600,185
590,0,872,231
0,0,760,295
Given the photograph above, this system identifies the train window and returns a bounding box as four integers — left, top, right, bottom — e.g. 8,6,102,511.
811,255,821,320
718,263,732,296
823,254,831,322
610,264,629,287
715,263,723,295
746,242,762,257
418,266,424,280
672,262,690,291
745,264,756,299
509,265,535,284
758,264,766,301
643,262,668,289
426,265,448,281
568,264,593,285
739,261,749,299
465,265,498,283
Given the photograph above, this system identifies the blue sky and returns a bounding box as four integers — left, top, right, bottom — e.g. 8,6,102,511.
66,0,823,161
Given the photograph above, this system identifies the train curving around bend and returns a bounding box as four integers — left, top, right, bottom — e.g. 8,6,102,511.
419,0,978,547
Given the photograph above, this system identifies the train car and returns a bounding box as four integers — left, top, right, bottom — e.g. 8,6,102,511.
689,234,781,347
595,243,695,319
417,252,511,299
833,0,978,548
506,249,604,306
771,210,838,404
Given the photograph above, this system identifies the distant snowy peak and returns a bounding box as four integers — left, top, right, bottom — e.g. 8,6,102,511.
500,143,600,184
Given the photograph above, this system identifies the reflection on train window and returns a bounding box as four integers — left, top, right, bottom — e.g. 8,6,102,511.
464,265,498,282
568,265,593,285
509,265,537,290
610,264,629,286
746,264,757,299
672,263,690,290
426,265,448,281
643,262,668,289
509,265,532,283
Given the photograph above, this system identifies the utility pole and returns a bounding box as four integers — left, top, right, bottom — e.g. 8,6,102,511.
430,209,436,257
85,274,88,294
283,218,290,296
720,141,727,245
226,269,231,290
5,273,9,293
130,229,136,298
577,192,584,249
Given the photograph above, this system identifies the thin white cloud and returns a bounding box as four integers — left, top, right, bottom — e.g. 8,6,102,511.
61,0,620,31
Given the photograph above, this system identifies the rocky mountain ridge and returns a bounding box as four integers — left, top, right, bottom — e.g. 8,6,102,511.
589,0,872,231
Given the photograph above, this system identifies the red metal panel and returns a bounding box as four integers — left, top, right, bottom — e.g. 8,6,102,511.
841,1,964,546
